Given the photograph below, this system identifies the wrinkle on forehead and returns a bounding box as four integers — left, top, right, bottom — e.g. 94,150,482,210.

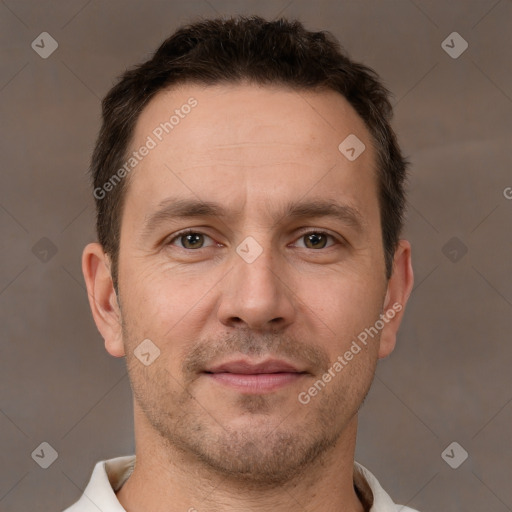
131,83,371,155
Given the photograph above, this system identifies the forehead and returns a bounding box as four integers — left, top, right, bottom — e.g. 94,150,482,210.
133,82,373,162
123,82,379,228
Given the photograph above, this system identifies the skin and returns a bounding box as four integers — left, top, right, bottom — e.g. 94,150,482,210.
83,83,414,512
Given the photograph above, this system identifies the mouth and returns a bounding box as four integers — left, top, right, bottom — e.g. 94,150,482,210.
203,358,309,393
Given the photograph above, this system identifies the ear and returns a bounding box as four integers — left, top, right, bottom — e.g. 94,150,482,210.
378,239,414,359
82,242,125,357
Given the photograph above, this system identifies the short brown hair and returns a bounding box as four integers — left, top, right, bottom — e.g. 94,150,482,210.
91,15,409,290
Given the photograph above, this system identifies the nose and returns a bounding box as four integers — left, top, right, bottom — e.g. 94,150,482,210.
216,245,297,333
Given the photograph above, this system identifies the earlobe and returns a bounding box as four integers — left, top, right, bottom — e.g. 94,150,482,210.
378,240,414,359
82,243,125,358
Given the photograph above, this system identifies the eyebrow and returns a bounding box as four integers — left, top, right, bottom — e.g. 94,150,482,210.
139,197,366,239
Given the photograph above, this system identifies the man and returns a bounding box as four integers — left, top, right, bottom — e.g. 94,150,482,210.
66,15,415,512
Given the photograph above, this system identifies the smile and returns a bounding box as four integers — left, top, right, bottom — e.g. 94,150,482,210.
203,358,309,393
205,372,307,393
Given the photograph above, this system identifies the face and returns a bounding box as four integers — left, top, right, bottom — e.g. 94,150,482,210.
89,83,410,485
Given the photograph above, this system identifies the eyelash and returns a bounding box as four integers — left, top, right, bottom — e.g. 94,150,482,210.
166,228,342,250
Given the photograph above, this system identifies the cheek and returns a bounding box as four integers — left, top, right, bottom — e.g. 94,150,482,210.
305,272,384,340
119,262,216,361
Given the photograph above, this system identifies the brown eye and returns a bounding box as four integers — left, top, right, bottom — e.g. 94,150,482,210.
296,231,337,249
304,233,327,249
168,230,214,249
181,232,204,249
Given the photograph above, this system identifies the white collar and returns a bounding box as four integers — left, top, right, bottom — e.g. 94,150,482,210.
64,455,418,512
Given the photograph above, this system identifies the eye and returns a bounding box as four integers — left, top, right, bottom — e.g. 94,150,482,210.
293,231,338,249
165,229,341,251
167,230,216,250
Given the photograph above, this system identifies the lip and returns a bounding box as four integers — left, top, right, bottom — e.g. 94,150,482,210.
203,358,308,393
205,358,304,374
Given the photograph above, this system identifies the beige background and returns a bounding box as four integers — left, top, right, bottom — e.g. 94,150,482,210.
1,1,511,511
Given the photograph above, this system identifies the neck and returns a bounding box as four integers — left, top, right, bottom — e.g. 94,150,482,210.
116,405,366,512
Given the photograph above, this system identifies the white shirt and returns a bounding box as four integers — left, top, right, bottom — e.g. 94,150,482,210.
63,455,419,512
